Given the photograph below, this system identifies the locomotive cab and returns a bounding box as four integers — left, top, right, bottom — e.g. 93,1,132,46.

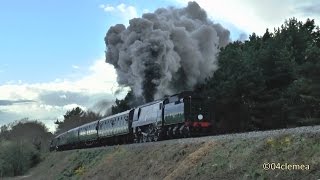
163,91,213,137
183,95,213,135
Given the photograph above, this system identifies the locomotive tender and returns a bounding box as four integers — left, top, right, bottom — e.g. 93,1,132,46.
50,91,214,151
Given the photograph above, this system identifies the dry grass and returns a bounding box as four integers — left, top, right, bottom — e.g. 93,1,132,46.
8,131,320,180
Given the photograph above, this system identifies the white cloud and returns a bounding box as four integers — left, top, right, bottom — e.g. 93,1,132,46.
99,3,138,25
175,0,320,36
62,104,87,111
0,103,63,132
72,65,79,69
142,9,150,14
0,59,118,99
99,4,115,12
0,59,126,132
105,6,115,12
60,94,67,99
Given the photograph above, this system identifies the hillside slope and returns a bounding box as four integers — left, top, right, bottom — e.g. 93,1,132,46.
7,126,320,180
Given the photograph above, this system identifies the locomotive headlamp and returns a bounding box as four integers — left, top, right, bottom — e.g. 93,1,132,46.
198,114,203,120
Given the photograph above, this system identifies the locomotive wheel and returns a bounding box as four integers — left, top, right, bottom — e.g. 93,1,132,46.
142,135,147,143
153,131,159,142
142,134,150,142
151,127,160,142
138,134,143,143
135,125,161,143
181,126,191,138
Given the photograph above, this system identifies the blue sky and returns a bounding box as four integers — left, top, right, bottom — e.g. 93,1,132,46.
0,0,181,83
0,0,319,131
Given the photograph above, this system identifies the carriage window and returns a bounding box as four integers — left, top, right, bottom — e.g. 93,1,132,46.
138,108,141,118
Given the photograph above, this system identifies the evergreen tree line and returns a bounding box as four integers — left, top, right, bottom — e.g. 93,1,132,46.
196,18,320,132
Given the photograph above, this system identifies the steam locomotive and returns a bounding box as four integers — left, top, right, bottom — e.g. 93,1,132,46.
50,91,215,151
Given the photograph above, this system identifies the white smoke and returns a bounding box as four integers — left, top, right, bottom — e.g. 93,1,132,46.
105,1,230,102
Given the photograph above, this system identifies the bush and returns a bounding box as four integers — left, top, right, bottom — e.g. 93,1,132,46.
0,140,40,177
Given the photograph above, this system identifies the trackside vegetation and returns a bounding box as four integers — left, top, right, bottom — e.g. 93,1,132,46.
17,128,320,180
0,120,52,177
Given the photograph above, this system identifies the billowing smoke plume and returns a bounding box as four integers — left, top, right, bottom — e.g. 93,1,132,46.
105,1,230,102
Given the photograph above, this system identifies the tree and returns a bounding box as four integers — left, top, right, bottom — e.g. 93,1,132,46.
0,140,39,177
55,107,102,134
0,119,52,177
5,119,52,152
198,18,320,130
0,125,9,140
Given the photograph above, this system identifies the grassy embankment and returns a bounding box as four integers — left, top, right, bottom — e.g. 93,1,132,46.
10,132,320,180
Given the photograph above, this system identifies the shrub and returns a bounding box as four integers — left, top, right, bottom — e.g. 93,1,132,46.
0,140,40,177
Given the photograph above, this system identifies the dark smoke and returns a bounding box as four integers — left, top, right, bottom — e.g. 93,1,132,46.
105,1,230,102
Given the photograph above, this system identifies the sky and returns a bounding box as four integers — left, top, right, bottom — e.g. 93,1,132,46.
1,0,319,132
